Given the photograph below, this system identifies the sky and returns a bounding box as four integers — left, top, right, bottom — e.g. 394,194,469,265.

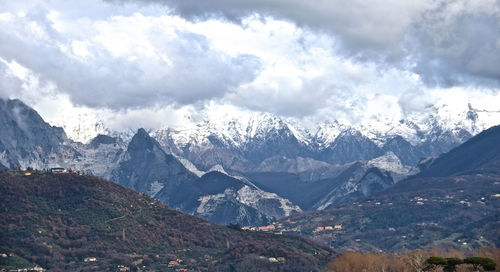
0,0,499,135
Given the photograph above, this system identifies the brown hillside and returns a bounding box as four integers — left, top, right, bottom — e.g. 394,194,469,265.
0,171,333,271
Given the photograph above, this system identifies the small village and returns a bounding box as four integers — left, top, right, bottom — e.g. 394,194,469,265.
7,166,89,177
0,253,45,272
242,218,343,236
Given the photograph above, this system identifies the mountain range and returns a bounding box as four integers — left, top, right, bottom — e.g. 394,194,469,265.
271,125,500,252
0,98,499,226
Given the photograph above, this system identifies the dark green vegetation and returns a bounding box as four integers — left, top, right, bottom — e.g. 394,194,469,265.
0,172,333,271
463,257,497,270
425,256,495,271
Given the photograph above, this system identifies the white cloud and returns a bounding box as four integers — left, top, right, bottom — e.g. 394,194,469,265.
0,3,262,110
0,0,499,136
115,0,500,87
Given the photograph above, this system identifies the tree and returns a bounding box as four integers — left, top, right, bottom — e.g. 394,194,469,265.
402,250,431,272
227,223,242,231
463,257,496,271
444,258,463,271
425,256,447,271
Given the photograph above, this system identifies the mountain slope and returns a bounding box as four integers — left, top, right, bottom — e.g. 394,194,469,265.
184,171,301,226
278,171,500,252
111,128,198,195
416,125,500,177
270,125,500,252
0,99,70,168
382,136,425,166
318,129,383,165
112,129,301,226
0,172,333,271
247,152,411,211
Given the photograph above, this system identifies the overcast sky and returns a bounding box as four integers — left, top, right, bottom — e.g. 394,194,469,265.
0,0,499,132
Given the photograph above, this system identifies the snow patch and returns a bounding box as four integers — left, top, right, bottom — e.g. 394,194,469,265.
207,164,229,175
177,156,205,177
146,181,164,197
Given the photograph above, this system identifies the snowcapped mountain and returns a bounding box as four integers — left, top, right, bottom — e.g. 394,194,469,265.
157,112,309,150
47,101,495,176
143,101,499,174
1,97,499,226
47,97,499,173
150,112,312,171
49,112,109,144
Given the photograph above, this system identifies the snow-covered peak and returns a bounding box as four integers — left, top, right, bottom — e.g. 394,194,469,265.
52,113,108,144
314,120,353,147
146,100,500,156
52,98,499,153
333,101,500,147
157,110,310,149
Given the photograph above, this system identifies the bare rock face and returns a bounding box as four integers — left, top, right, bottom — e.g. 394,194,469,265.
112,128,197,194
382,136,425,166
0,99,70,169
111,129,301,226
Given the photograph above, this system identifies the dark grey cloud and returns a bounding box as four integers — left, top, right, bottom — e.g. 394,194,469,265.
111,0,500,88
110,0,429,52
410,14,500,87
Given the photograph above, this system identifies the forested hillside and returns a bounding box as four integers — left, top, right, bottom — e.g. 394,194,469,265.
0,171,333,271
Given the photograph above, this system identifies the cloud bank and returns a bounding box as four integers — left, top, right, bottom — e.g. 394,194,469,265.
111,0,500,87
0,0,499,133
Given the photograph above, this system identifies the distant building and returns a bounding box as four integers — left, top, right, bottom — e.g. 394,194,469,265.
50,168,66,173
334,225,342,230
258,224,275,231
11,266,46,272
314,226,324,232
324,226,333,230
117,265,130,271
168,260,180,267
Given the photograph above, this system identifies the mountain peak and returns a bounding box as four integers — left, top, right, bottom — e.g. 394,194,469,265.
128,128,159,153
136,127,148,136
